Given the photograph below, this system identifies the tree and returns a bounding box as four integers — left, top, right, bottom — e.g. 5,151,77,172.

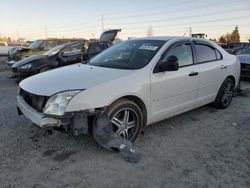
219,26,241,44
218,36,227,44
225,33,232,43
147,26,153,37
231,25,240,43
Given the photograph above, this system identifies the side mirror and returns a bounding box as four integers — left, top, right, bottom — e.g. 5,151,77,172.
159,55,179,71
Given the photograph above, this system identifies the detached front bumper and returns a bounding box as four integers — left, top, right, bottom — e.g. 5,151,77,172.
17,96,60,128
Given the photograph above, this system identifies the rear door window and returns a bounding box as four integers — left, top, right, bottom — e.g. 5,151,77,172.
195,44,217,63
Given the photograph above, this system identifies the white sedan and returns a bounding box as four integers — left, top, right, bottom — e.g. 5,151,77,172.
17,36,240,142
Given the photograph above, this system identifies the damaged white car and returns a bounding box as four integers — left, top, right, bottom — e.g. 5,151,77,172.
17,37,240,142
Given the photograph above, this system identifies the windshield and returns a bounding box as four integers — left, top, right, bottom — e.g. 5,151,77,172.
236,47,250,55
88,40,166,70
43,43,67,56
28,40,44,50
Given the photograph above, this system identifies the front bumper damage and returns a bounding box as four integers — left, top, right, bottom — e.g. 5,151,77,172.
17,95,141,163
17,96,60,127
17,95,104,135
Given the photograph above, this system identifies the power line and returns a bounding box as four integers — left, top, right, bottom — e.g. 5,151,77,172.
104,7,250,27
105,0,248,21
20,1,249,35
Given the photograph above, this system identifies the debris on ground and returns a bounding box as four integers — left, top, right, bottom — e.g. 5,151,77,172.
93,112,141,163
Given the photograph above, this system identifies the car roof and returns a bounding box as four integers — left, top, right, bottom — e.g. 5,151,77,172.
131,36,209,42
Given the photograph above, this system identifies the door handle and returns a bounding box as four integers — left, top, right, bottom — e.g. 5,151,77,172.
188,71,199,76
221,65,227,69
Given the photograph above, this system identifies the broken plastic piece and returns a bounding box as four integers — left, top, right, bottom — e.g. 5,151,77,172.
93,112,141,163
72,113,88,136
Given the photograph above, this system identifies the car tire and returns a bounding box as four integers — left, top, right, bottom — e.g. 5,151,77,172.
39,66,51,73
213,77,235,109
107,99,144,142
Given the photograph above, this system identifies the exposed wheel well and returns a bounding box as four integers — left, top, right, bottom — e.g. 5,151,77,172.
111,96,147,128
227,75,236,87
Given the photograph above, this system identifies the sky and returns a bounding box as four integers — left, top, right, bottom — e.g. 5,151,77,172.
1,0,250,41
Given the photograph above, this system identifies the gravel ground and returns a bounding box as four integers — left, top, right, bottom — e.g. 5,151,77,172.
0,57,249,188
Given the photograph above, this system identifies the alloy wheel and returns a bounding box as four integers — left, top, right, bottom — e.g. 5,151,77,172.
221,80,234,106
111,108,138,140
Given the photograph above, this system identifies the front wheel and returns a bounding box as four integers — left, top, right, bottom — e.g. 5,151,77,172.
107,99,144,142
213,78,235,109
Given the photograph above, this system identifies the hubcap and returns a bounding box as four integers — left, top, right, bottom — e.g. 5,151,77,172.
111,108,138,140
221,81,233,106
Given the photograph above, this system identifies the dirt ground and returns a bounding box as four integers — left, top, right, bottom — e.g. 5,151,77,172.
0,56,249,188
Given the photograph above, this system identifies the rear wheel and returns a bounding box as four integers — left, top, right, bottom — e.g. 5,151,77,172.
107,99,144,142
213,77,235,109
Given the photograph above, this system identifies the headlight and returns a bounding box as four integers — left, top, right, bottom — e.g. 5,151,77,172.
18,64,32,69
43,90,81,116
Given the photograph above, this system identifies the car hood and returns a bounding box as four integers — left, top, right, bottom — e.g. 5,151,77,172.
237,54,250,65
12,55,47,68
19,64,133,96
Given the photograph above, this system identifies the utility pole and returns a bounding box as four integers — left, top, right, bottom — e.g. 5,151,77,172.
45,26,48,39
16,29,19,40
189,27,192,37
101,16,104,32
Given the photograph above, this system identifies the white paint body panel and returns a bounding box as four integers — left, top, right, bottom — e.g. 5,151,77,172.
19,37,241,126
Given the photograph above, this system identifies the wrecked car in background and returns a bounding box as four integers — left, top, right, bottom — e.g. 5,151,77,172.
221,42,250,54
236,47,250,78
6,38,82,66
11,29,121,81
17,37,240,142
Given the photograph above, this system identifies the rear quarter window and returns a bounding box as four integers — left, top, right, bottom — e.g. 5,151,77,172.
215,49,223,60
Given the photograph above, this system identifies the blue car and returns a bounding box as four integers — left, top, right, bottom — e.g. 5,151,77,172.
236,47,250,78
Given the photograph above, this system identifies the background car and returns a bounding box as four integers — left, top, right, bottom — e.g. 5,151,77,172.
11,29,121,81
221,43,250,54
7,29,121,67
236,47,250,78
12,40,109,81
6,38,83,65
